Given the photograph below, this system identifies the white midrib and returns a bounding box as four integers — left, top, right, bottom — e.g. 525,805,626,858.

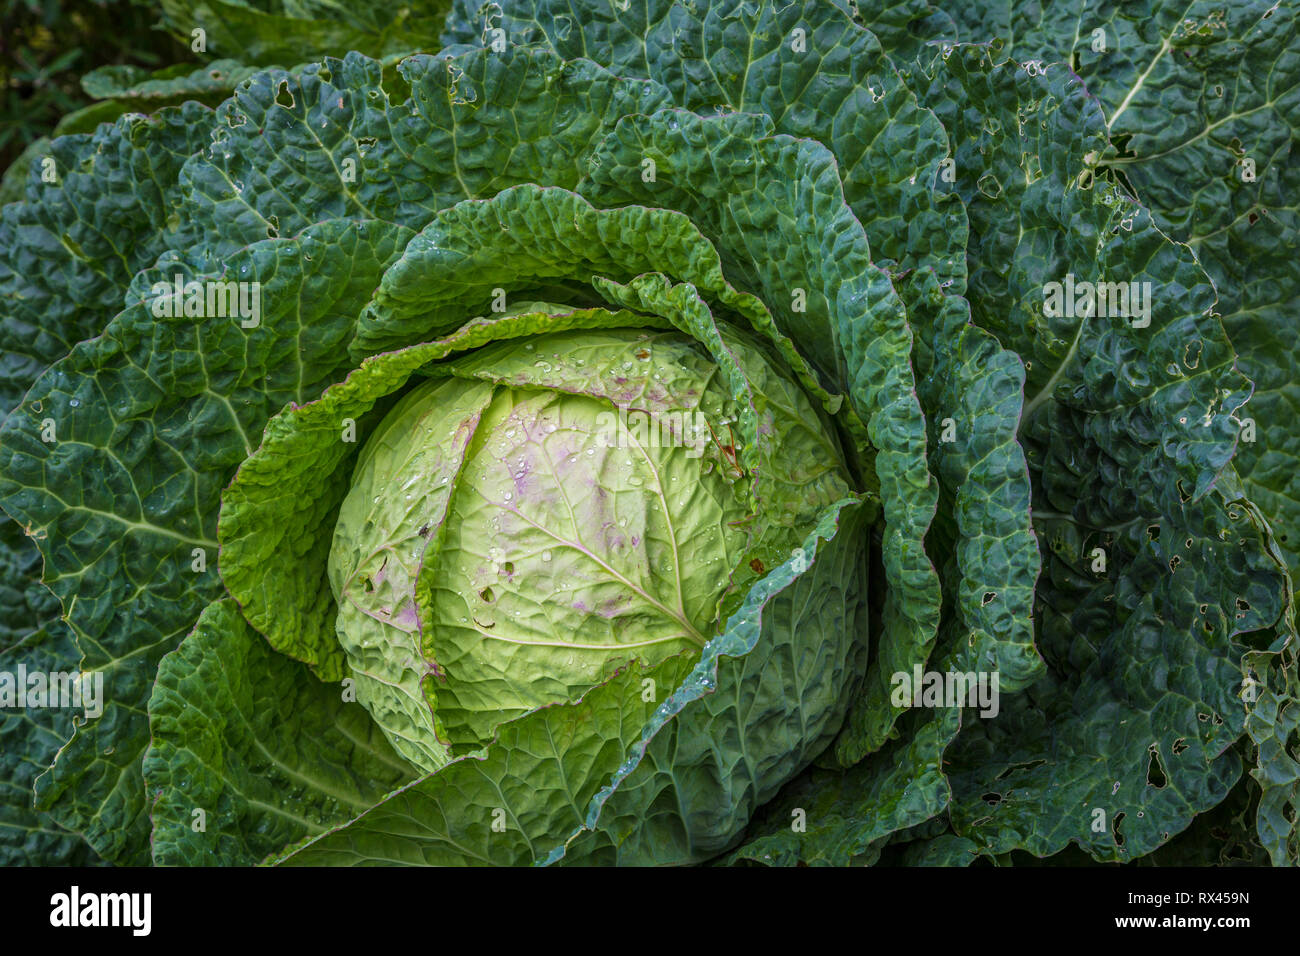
1020,315,1087,429
1108,31,1175,129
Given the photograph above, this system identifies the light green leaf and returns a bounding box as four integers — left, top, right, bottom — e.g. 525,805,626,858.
80,60,267,107
220,308,657,671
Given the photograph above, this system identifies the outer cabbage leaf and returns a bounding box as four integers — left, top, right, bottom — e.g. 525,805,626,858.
0,521,95,864
944,1,1300,581
79,61,268,111
446,0,963,291
182,46,673,260
925,7,1300,859
0,520,59,652
0,624,102,865
945,492,1282,860
0,102,218,417
0,106,225,800
1243,599,1300,866
725,707,959,866
907,45,1291,861
0,220,411,862
144,599,415,865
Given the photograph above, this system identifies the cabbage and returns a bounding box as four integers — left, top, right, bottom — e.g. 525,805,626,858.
0,0,1294,867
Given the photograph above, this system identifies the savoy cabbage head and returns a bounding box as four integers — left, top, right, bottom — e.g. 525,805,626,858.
0,0,1296,867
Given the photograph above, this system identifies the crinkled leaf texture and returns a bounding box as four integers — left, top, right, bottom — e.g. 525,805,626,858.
0,44,692,862
0,0,1295,866
144,599,415,866
944,0,1300,585
0,623,103,865
270,497,871,865
926,2,1300,866
145,496,870,866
